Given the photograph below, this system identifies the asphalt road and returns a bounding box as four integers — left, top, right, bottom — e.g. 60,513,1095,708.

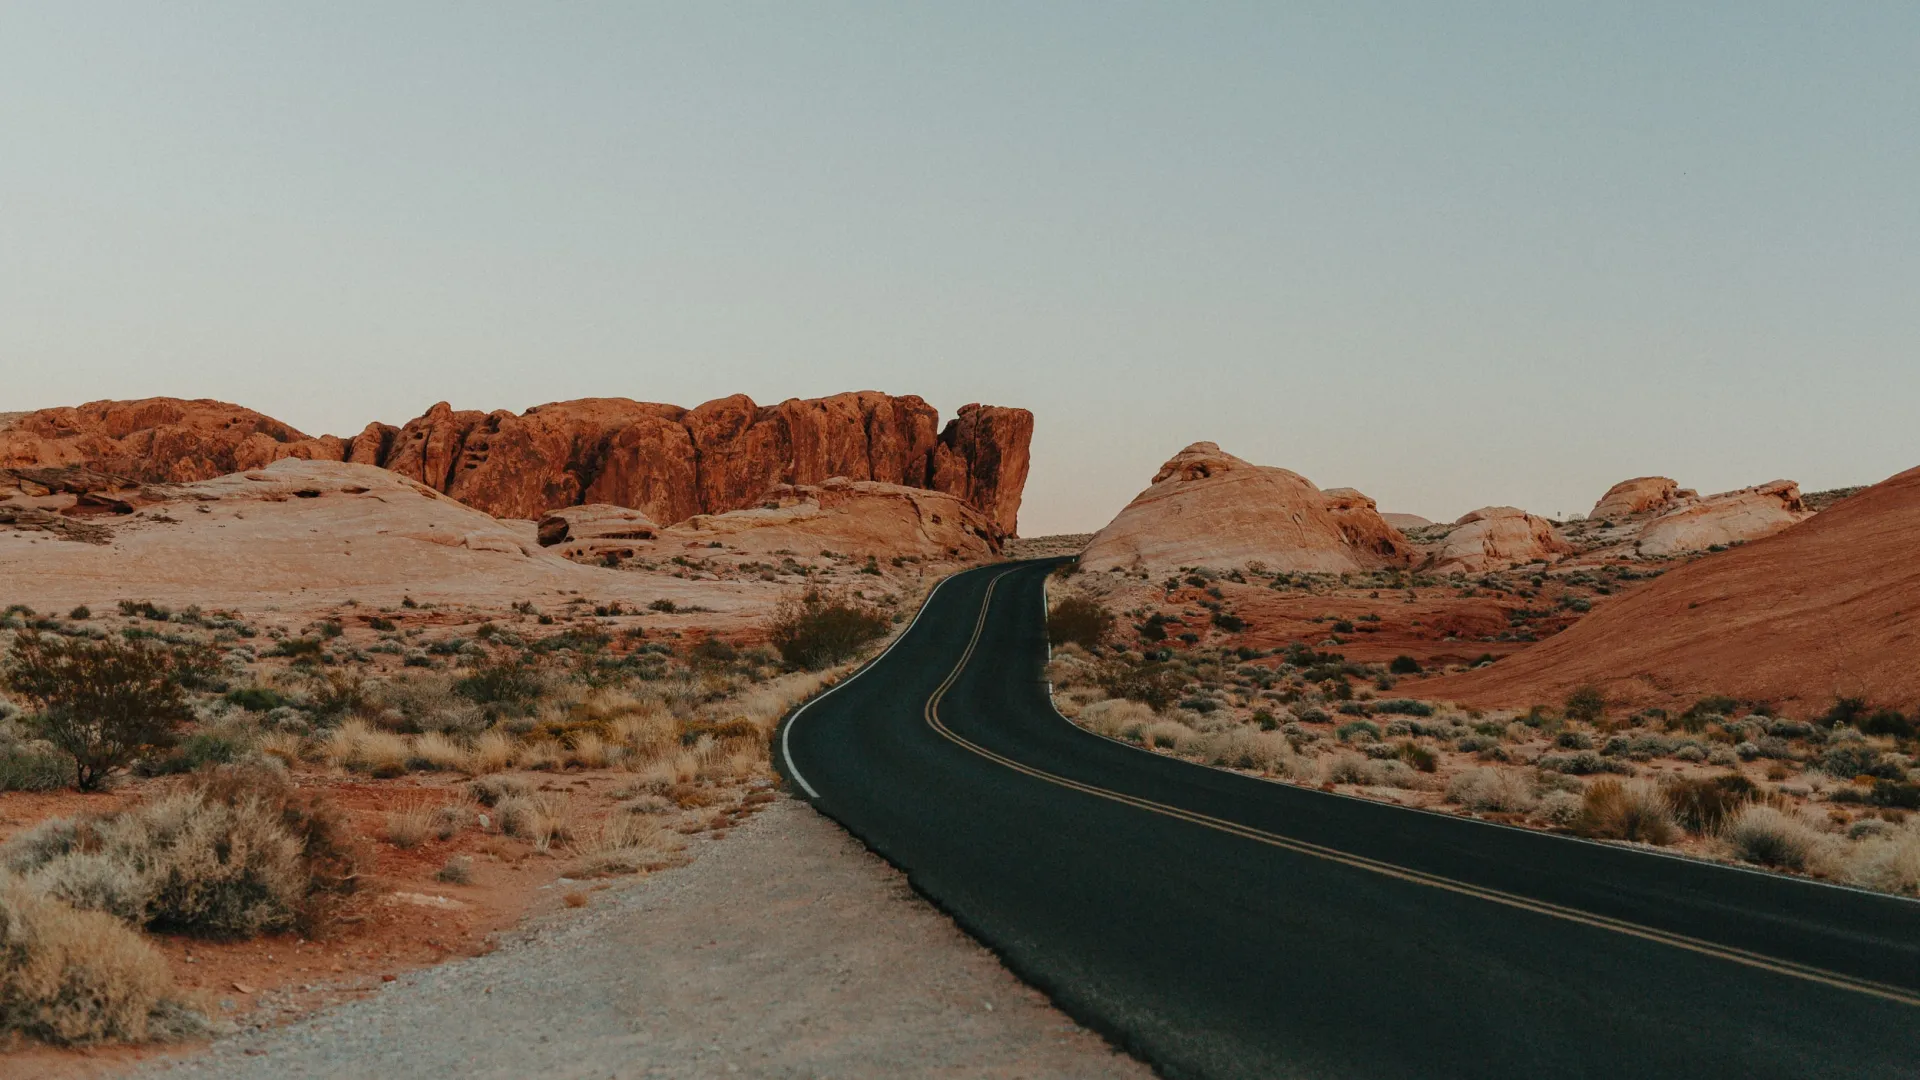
779,560,1920,1080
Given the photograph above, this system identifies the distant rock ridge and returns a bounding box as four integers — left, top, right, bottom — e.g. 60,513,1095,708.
1080,442,1411,575
1585,473,1812,555
0,393,1033,537
1426,506,1572,573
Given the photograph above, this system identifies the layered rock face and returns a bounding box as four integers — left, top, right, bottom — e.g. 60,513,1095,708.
1080,443,1411,575
1426,506,1572,573
1634,480,1810,557
0,393,1032,536
1420,464,1920,711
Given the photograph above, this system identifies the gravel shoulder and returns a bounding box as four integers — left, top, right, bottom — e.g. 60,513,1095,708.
128,796,1151,1079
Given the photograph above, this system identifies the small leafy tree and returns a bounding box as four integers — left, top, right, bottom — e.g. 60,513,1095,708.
1047,595,1114,650
767,588,890,670
4,632,195,790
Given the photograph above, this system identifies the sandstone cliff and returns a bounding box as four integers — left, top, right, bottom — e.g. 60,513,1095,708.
0,393,1032,536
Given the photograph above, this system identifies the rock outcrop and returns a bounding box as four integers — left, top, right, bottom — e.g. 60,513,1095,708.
1426,506,1572,573
1080,443,1411,575
0,393,1033,537
1590,477,1690,520
535,504,661,550
1635,480,1810,557
0,458,775,622
1380,512,1434,531
1418,463,1920,711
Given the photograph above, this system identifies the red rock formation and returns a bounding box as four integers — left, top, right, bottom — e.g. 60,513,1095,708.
0,392,1033,536
1590,476,1687,520
1080,443,1411,575
0,398,318,481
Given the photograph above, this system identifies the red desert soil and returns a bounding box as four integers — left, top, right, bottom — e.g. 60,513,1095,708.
1419,463,1920,713
0,769,761,1078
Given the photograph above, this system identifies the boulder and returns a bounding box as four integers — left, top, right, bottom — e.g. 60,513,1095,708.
1080,443,1412,575
1635,480,1810,557
535,504,661,549
1426,506,1572,573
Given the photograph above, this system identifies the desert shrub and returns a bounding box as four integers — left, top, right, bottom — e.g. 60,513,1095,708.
1536,789,1585,827
0,879,202,1045
133,730,244,777
1047,596,1114,650
766,589,890,671
1394,741,1438,773
1193,728,1298,773
1564,685,1606,724
0,746,75,792
1388,655,1422,675
1335,719,1381,743
1819,743,1902,781
1076,699,1159,742
1573,779,1676,845
1369,699,1433,717
1209,611,1247,633
1819,696,1870,729
1095,658,1185,712
2,765,363,938
321,720,411,777
469,774,534,806
453,657,543,709
434,856,473,885
1861,709,1915,738
1664,773,1756,835
1722,805,1823,870
1446,767,1537,813
224,686,290,713
1536,750,1630,776
3,633,197,790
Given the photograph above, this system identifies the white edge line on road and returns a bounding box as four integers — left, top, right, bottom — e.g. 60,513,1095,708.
1032,568,1920,907
780,570,961,799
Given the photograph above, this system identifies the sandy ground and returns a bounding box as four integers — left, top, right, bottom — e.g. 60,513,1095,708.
111,797,1148,1079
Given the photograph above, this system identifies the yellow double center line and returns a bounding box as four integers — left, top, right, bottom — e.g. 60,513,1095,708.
922,569,1920,1008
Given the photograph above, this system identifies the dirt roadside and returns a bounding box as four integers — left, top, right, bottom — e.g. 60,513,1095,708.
107,796,1149,1079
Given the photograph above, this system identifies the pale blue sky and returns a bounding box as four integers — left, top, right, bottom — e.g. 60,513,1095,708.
3,3,1916,534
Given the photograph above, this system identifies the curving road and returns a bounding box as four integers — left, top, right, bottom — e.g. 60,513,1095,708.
779,560,1920,1079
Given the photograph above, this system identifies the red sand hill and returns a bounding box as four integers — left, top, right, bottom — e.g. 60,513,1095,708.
1419,464,1920,714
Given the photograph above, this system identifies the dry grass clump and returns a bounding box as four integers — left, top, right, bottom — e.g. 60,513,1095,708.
495,793,575,852
321,720,411,777
467,730,518,774
1721,804,1824,870
0,764,363,938
406,732,472,773
1077,699,1159,742
569,813,666,876
1835,820,1920,894
1573,778,1677,845
434,856,473,885
1446,767,1538,813
468,774,534,806
0,878,202,1045
385,800,435,849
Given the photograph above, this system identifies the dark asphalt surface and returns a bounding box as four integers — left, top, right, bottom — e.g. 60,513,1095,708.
779,560,1920,1079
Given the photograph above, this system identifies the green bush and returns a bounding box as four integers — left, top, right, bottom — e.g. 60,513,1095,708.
224,686,290,713
1564,685,1607,724
1861,709,1914,738
766,589,891,671
133,732,243,777
0,747,74,792
3,634,196,791
1388,655,1422,675
454,658,544,707
1047,596,1114,650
